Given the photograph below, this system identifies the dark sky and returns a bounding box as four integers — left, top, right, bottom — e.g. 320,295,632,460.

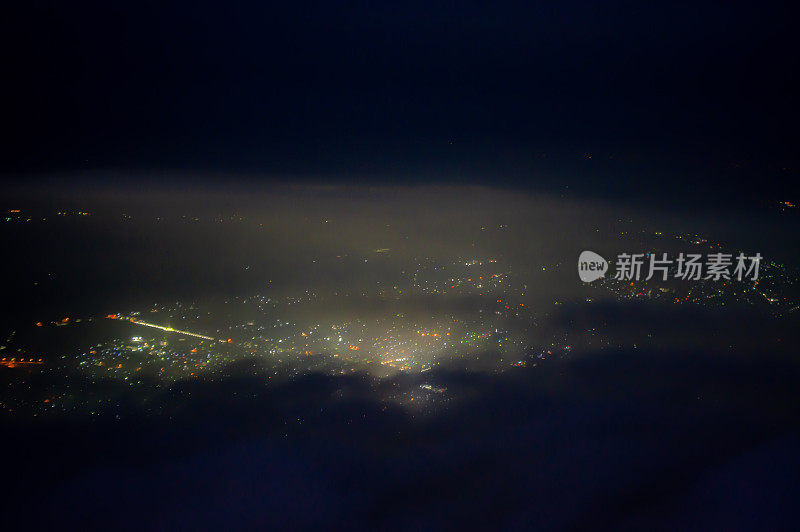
3,1,798,201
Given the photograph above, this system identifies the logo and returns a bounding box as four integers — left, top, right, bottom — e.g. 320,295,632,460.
578,251,762,282
578,250,608,283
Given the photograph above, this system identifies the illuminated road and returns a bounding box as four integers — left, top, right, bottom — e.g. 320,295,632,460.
108,316,218,341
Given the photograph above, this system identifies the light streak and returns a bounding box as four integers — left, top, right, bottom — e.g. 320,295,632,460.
115,317,217,341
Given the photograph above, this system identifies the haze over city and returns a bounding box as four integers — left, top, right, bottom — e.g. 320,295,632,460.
2,2,799,530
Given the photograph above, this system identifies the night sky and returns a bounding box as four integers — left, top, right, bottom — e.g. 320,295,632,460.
3,1,798,203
